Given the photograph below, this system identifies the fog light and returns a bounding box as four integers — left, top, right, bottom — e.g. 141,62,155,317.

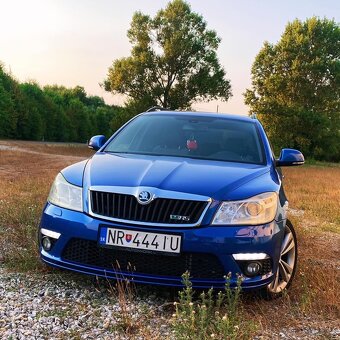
245,262,261,276
42,237,52,251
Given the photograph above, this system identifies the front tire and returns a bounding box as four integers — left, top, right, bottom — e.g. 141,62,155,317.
266,219,298,298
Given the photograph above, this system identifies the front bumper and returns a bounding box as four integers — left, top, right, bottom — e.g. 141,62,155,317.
39,203,284,289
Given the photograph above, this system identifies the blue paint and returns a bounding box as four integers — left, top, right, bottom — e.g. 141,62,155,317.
39,111,304,289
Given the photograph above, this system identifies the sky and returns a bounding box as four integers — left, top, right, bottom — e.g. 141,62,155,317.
0,0,339,115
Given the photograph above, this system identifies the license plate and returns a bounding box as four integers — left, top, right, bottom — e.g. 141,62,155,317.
99,227,182,254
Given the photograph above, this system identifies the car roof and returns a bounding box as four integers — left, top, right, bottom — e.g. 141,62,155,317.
142,110,255,123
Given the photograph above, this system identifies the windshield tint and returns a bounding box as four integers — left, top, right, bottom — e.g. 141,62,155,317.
104,114,265,164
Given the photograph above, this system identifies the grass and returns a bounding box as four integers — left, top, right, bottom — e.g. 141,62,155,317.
0,144,92,270
284,166,340,229
0,140,339,338
0,139,94,157
172,272,257,339
90,275,164,338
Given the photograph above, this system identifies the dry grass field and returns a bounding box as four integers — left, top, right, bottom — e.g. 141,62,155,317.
0,140,339,338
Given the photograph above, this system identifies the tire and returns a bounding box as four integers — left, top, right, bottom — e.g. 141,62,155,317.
264,219,298,299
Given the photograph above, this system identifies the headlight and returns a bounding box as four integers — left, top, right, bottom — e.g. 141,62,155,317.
48,173,83,212
212,192,278,225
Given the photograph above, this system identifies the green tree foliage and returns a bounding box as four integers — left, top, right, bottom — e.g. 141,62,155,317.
104,0,231,115
245,17,340,161
20,82,50,140
0,64,20,138
0,65,120,142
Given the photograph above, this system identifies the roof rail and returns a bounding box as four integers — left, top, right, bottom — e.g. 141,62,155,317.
146,106,168,112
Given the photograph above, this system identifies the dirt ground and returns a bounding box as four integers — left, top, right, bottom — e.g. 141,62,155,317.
0,140,339,339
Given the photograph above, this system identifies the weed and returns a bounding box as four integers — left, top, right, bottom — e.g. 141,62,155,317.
112,277,137,334
297,270,313,313
172,272,257,340
103,268,160,338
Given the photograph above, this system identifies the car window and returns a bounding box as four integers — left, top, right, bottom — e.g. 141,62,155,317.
104,114,265,165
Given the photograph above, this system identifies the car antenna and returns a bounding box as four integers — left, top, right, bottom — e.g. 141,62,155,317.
250,112,257,119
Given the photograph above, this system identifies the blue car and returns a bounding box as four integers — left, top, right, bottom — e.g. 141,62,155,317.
39,109,304,296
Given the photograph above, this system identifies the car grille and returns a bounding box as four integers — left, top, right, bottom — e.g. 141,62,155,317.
259,258,272,275
62,238,225,279
90,190,208,225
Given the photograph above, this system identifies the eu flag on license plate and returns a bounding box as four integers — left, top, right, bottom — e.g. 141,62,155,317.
99,227,107,244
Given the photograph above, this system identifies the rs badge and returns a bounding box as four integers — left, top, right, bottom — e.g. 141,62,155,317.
170,215,190,221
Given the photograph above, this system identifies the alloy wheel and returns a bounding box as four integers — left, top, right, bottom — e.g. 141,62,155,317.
267,222,297,294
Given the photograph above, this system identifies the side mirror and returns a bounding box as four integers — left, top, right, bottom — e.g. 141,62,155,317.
88,135,106,151
276,148,305,167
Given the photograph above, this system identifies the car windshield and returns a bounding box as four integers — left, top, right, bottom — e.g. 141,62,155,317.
104,114,265,165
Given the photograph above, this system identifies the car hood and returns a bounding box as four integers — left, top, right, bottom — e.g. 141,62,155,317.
81,152,274,201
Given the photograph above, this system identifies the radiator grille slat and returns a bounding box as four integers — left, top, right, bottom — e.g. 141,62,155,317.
90,190,208,225
101,192,104,215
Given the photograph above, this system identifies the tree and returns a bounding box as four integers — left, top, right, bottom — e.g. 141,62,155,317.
0,64,20,138
244,17,340,161
0,77,15,138
0,63,121,142
104,0,231,112
20,82,50,140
